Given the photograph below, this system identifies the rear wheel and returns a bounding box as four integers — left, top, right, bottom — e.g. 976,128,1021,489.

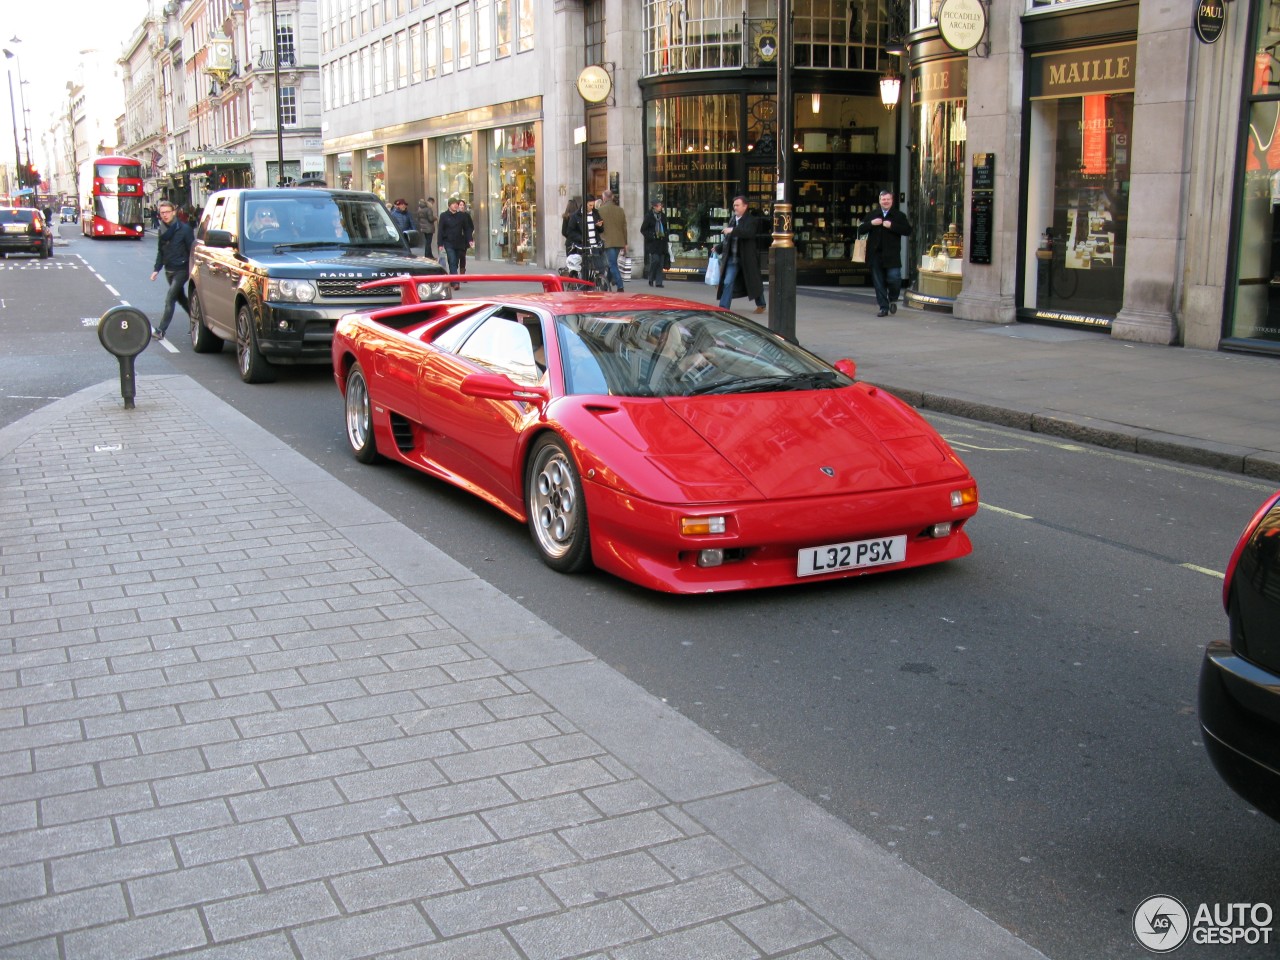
525,435,592,573
188,291,223,353
235,303,276,383
344,363,379,464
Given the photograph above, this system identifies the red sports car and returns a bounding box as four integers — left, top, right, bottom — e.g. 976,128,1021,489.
332,275,979,593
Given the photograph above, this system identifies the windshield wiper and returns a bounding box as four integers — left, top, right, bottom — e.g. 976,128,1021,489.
685,371,839,396
270,240,348,251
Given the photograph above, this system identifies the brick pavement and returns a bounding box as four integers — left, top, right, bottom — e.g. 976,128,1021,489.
0,376,1047,960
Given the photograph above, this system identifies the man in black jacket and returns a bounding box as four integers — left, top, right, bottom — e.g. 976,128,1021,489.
148,200,194,340
860,189,912,316
437,198,474,287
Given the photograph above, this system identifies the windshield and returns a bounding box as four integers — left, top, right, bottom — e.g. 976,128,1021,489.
94,196,143,226
242,196,404,250
553,309,850,397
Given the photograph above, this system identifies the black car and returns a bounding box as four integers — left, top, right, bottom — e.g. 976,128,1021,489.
188,187,448,383
1199,490,1280,822
0,207,53,258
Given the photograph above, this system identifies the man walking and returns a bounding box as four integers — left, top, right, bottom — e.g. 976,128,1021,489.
860,189,912,316
389,198,417,239
148,200,194,341
714,195,767,314
597,189,627,292
437,198,474,288
640,197,669,287
417,197,437,258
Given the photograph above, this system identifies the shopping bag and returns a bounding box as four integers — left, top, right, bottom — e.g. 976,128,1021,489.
619,254,632,280
704,255,721,286
851,237,868,264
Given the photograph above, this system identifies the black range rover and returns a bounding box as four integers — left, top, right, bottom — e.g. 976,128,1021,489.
188,188,449,383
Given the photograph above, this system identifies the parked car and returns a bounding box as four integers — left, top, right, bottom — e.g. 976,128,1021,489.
0,207,53,258
1199,490,1280,822
60,205,77,223
332,275,980,593
188,187,448,383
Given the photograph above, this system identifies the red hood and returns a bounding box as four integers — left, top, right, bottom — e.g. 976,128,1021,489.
658,385,970,498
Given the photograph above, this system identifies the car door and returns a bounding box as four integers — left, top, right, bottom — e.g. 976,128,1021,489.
418,307,548,511
192,194,237,339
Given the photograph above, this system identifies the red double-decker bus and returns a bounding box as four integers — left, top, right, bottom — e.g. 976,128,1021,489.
79,155,145,239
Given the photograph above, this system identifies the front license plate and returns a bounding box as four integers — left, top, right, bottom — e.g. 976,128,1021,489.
797,535,907,577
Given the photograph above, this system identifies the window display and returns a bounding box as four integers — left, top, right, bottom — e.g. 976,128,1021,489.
489,123,538,264
437,133,474,207
1228,9,1280,345
910,57,967,303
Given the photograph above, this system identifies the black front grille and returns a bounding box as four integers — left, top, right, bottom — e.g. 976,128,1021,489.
317,280,402,299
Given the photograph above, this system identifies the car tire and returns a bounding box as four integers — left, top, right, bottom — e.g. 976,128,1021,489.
344,363,380,464
188,292,223,353
235,303,276,383
525,435,592,574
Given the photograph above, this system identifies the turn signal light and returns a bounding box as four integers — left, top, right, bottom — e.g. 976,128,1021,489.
950,486,978,508
681,516,726,536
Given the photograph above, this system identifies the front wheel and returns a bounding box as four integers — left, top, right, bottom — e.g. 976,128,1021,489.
188,291,223,353
525,435,592,573
344,363,379,464
235,303,276,383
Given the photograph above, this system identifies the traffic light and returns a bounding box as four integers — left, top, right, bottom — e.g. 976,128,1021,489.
21,163,39,188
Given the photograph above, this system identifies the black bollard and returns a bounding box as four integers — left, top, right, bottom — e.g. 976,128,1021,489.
97,306,152,409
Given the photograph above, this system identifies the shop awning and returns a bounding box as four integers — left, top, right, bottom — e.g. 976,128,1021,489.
182,151,252,168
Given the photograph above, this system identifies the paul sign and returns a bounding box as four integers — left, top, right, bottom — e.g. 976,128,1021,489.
1195,0,1226,44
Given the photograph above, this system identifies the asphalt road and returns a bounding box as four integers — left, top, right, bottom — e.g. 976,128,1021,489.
4,229,1278,959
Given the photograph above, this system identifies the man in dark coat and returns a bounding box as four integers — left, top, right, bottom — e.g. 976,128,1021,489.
437,198,474,287
640,197,670,287
715,195,766,314
860,188,913,316
148,200,194,340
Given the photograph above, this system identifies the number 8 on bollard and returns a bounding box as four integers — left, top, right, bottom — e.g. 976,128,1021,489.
97,306,152,409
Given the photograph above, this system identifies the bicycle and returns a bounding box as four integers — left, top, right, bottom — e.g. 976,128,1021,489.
568,244,614,291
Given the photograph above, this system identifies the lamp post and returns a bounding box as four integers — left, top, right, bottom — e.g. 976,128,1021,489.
5,39,32,191
768,0,797,341
3,46,31,200
5,58,21,198
270,0,285,185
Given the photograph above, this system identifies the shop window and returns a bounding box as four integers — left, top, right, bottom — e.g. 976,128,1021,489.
439,134,474,207
1229,5,1280,344
1023,92,1132,325
910,58,967,301
489,124,538,264
642,0,743,75
337,152,354,190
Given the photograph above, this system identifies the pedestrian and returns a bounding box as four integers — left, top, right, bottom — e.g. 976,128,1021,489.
417,197,437,258
389,198,417,239
148,199,194,341
714,195,767,314
597,189,628,292
566,197,604,282
860,188,912,316
640,197,670,287
456,200,475,275
437,198,474,288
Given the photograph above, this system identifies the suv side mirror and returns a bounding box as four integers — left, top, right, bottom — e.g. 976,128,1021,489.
205,228,235,248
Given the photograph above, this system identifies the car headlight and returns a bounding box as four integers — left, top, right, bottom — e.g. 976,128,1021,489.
416,280,447,300
267,279,317,302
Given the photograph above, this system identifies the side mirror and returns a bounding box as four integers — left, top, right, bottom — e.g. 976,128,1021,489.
204,228,234,248
460,372,549,405
833,358,857,379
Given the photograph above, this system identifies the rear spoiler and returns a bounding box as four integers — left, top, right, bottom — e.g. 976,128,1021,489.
358,273,597,304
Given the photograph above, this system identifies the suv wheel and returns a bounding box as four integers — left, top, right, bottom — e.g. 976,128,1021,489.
188,292,222,353
235,303,276,383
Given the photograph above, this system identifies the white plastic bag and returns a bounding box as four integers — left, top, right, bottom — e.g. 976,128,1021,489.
704,255,721,286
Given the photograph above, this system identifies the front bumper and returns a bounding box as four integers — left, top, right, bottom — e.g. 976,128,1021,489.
1199,639,1280,821
257,289,446,364
583,477,977,593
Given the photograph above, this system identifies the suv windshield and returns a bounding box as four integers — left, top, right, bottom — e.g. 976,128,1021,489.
242,196,404,250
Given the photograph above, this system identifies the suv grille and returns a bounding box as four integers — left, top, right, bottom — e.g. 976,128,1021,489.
317,280,403,299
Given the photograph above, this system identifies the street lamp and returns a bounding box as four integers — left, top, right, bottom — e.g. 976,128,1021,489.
5,38,31,186
4,54,21,197
270,0,285,185
768,0,797,342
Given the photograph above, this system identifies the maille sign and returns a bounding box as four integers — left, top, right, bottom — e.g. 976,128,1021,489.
1028,42,1138,100
1195,0,1226,44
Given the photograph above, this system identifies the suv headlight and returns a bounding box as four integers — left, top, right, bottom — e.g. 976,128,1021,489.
416,280,447,300
267,278,317,302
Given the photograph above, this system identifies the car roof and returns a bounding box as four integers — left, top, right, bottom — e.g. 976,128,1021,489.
453,291,724,317
210,188,383,204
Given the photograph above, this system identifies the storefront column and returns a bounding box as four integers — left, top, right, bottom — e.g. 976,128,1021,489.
607,0,646,250
953,0,1021,324
1111,3,1195,344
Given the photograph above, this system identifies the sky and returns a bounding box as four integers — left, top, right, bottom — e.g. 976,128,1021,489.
2,0,149,157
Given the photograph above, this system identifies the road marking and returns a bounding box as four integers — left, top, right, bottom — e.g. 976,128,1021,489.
1180,563,1225,580
980,503,1034,520
947,440,1028,453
